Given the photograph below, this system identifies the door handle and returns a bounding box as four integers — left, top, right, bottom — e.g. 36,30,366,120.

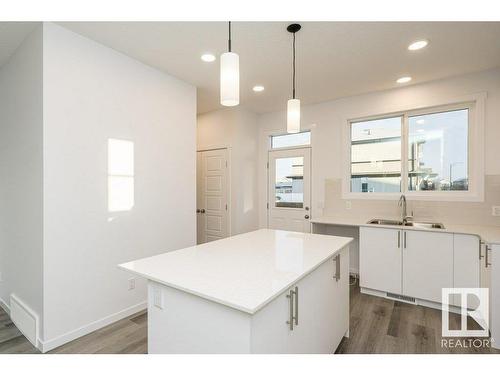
304,214,310,219
196,209,201,213
200,209,206,214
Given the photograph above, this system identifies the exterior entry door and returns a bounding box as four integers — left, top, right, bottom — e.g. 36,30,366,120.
197,148,229,244
268,147,311,233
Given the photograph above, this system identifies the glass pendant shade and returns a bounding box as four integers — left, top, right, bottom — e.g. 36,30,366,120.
287,98,301,133
220,52,239,106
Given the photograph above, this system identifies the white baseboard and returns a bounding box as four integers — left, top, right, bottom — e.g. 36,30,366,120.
39,301,147,353
0,297,10,315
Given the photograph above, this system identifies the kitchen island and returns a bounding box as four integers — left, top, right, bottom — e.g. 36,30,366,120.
119,229,353,353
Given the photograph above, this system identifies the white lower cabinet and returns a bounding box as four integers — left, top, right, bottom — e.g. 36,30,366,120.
149,246,350,353
360,226,481,306
359,227,402,294
402,230,453,303
251,246,349,353
454,234,481,307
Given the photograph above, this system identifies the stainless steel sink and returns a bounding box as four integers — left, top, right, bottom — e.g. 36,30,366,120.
367,218,445,229
403,221,445,229
367,219,403,226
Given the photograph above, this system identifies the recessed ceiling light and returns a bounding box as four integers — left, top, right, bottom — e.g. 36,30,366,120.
253,85,265,92
396,76,412,84
201,53,216,62
408,40,429,51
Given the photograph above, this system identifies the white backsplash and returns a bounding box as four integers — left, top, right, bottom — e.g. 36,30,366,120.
323,175,500,226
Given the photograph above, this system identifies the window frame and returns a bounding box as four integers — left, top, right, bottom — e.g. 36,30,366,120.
270,130,312,150
341,96,485,202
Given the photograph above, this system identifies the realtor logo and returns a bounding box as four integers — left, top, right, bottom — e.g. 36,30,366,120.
441,288,489,337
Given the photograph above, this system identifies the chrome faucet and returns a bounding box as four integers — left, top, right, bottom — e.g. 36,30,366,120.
398,194,412,224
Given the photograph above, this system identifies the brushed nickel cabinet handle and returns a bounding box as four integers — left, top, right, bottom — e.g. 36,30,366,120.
333,254,340,281
398,231,401,248
286,289,294,331
404,232,407,249
294,286,299,326
486,245,492,268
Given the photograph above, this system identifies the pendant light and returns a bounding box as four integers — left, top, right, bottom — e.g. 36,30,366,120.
287,23,301,133
220,21,239,106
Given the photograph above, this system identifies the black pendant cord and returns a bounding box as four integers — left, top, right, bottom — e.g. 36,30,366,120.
292,32,296,99
228,21,232,52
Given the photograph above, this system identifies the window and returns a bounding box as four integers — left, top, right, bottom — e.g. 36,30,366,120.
348,103,474,197
351,116,402,193
108,139,134,212
271,131,311,149
408,109,468,191
274,156,304,208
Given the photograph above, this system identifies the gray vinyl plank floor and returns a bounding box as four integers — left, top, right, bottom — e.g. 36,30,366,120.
1,279,498,354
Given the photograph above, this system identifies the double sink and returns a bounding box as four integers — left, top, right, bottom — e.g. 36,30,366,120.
367,218,445,229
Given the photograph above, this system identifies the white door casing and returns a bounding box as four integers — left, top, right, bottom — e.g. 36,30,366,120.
268,147,311,233
197,149,229,244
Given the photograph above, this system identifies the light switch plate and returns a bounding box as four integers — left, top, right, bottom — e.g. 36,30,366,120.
492,206,500,216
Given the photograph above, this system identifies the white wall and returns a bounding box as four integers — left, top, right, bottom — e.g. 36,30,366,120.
0,26,44,327
41,23,197,348
197,107,259,235
258,68,500,228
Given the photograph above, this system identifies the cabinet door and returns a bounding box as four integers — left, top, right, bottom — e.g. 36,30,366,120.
453,234,480,307
360,227,402,294
402,230,453,303
290,248,349,354
250,286,292,353
491,244,500,350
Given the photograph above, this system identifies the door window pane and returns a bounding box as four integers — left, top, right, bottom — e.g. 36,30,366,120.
275,157,304,208
271,131,311,149
408,109,468,191
350,117,402,193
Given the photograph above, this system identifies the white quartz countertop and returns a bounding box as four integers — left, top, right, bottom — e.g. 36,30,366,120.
119,229,353,314
311,216,500,244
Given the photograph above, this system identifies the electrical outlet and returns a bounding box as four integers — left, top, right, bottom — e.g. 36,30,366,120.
493,206,500,216
153,287,163,309
345,200,352,210
128,278,136,290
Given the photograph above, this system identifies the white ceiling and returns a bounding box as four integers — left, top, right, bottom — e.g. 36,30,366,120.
3,22,500,114
0,22,38,67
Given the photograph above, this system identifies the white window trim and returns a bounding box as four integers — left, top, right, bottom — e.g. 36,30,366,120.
341,93,486,202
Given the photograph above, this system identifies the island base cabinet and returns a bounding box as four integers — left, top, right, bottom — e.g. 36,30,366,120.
147,246,350,354
251,246,349,353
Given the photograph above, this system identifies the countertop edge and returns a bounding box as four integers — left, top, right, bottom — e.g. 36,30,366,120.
311,217,500,244
118,236,354,315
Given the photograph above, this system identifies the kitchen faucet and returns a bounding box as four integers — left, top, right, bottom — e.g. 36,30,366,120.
398,194,413,224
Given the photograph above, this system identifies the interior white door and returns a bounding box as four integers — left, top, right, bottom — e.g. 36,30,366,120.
197,149,229,244
268,147,311,233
